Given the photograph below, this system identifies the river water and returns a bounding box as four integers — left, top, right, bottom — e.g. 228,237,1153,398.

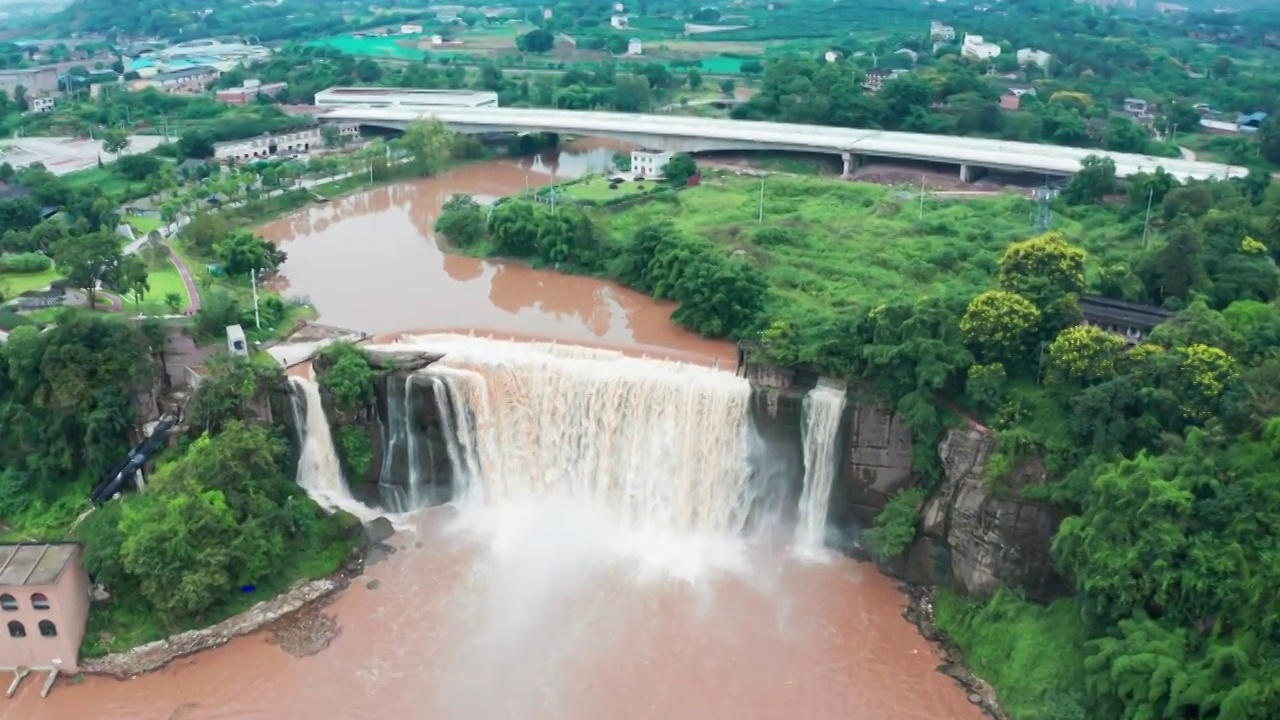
2,140,985,720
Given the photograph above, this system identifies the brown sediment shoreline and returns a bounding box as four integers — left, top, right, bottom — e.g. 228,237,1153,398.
901,583,1008,720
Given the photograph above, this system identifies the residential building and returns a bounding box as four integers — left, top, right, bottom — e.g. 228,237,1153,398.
1079,295,1173,344
0,543,91,674
930,21,956,42
0,67,60,97
999,93,1021,111
631,149,672,179
863,69,893,93
216,79,289,105
961,34,1001,60
1123,97,1150,117
1016,48,1052,70
627,38,643,56
610,14,629,29
212,124,358,162
400,24,423,34
26,94,54,113
134,65,220,94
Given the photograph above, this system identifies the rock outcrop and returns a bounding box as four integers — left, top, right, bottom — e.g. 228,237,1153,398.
907,429,1068,602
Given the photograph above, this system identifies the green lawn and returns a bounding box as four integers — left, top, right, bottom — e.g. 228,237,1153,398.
126,214,163,235
0,268,62,296
563,175,656,202
144,261,192,311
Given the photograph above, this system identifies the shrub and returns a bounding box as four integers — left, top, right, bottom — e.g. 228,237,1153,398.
0,252,53,274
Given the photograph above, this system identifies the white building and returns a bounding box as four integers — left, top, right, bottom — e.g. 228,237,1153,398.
610,14,629,29
212,124,358,163
314,87,499,109
401,24,423,34
961,34,1001,60
27,95,54,113
627,38,643,56
1016,48,1052,70
824,50,841,63
631,149,671,179
930,21,956,41
227,325,248,356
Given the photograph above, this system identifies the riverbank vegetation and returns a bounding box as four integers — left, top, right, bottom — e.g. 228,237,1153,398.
438,145,1280,717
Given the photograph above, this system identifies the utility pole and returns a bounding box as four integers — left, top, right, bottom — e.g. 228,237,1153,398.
250,268,261,329
758,174,765,223
1141,187,1154,249
918,174,925,221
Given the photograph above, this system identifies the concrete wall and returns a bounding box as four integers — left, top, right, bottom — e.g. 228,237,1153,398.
0,68,60,96
0,552,89,672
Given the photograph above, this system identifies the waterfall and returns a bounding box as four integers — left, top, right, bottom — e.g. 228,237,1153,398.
289,374,386,523
368,334,761,540
794,384,847,550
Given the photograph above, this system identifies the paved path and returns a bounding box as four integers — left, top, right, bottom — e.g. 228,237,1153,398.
166,251,203,313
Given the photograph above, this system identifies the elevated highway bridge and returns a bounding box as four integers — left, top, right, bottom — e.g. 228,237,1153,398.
317,104,1245,182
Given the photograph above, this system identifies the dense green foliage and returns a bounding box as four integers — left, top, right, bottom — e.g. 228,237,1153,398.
861,487,926,558
316,342,377,415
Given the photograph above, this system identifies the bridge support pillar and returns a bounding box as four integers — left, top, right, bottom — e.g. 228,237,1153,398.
959,164,973,183
841,152,855,179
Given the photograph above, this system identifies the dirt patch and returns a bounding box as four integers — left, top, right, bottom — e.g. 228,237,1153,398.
266,598,340,658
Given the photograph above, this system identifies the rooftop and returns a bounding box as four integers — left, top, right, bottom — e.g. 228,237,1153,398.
153,65,219,82
316,87,494,97
0,543,78,587
1079,294,1174,329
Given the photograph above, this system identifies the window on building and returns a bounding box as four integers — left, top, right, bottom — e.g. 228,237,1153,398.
7,621,24,638
0,594,15,611
31,593,49,610
38,620,56,638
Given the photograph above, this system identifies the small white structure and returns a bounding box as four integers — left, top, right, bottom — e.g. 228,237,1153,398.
824,50,841,63
631,148,672,179
930,21,956,41
400,24,423,34
1016,48,1052,70
961,33,1001,60
610,14,629,29
627,38,643,56
27,95,54,113
614,2,624,11
227,325,248,357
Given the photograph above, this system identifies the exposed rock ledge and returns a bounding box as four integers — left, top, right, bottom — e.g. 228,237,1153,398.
81,576,347,679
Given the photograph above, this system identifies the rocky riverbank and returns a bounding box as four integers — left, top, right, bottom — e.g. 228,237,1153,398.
79,547,372,679
901,583,1007,720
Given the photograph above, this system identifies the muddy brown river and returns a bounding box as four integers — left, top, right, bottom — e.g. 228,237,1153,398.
1,140,985,720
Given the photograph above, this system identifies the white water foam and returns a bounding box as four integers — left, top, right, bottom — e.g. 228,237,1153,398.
794,384,848,555
289,373,407,526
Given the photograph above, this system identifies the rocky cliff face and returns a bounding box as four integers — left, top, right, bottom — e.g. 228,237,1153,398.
906,429,1068,602
745,362,1066,600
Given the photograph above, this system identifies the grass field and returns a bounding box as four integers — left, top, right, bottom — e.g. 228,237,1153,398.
126,214,163,235
142,261,192,311
563,175,656,201
600,175,1151,327
0,267,61,296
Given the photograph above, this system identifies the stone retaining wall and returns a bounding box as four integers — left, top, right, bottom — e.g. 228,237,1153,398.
80,577,342,679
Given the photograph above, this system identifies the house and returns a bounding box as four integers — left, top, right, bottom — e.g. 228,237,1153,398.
0,67,60,96
863,69,893,93
627,38,643,56
1016,48,1051,70
26,94,54,113
0,543,91,674
1237,111,1268,134
1123,98,1150,117
610,14,629,29
631,148,672,179
961,34,1001,60
999,93,1021,111
400,24,423,34
135,65,220,94
211,124,358,162
930,21,956,41
216,79,289,105
1079,295,1173,345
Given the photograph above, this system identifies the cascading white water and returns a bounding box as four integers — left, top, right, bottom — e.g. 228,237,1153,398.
364,334,762,572
794,384,848,551
289,373,387,523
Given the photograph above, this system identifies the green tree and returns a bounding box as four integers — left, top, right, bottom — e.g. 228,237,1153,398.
960,290,1042,364
215,230,286,277
102,128,130,156
397,118,455,177
54,231,124,309
965,362,1007,414
1048,325,1127,385
1259,116,1280,165
1063,155,1117,205
317,343,376,414
998,231,1087,311
687,68,703,90
664,153,698,186
517,29,555,53
435,194,487,247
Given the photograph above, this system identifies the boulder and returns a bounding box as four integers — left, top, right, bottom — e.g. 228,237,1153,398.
363,516,396,546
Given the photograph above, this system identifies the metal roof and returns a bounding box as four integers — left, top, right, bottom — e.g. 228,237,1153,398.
1079,294,1174,330
0,544,77,587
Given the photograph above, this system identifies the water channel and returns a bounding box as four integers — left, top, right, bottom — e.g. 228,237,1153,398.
1,140,986,720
